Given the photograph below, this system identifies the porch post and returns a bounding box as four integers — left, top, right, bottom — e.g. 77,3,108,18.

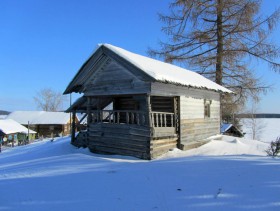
147,95,152,127
87,97,92,125
71,110,76,143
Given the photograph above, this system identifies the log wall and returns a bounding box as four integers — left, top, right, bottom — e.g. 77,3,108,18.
87,123,151,159
151,96,174,113
74,121,178,160
84,60,150,96
180,95,220,149
150,127,178,159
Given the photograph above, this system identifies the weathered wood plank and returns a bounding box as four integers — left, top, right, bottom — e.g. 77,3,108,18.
102,46,154,82
86,121,152,159
151,96,174,113
151,82,221,100
150,144,177,159
99,122,150,131
100,133,150,142
64,48,106,94
180,117,220,145
84,83,151,96
89,145,150,159
152,127,176,138
179,140,209,150
150,142,177,152
73,131,88,148
151,137,178,145
89,139,149,151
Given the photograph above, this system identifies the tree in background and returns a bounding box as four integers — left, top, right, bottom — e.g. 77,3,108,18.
34,88,66,111
266,137,280,157
149,0,280,120
242,100,266,140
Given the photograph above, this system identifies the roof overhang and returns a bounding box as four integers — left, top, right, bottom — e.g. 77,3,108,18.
65,96,113,113
64,44,233,95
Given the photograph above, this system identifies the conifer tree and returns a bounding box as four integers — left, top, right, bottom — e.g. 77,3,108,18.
149,0,280,119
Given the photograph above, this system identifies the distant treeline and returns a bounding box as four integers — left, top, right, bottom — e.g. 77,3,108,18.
0,110,10,115
237,113,280,118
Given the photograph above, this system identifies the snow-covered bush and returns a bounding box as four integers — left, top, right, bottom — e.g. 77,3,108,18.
266,137,280,157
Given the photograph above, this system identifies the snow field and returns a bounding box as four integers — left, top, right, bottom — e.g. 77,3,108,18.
0,135,280,211
241,118,280,142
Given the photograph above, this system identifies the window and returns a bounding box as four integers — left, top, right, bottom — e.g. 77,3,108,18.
204,100,212,118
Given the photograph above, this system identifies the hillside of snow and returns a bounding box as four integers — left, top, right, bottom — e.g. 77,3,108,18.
1,135,280,211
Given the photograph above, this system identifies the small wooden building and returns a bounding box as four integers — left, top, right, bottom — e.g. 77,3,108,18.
221,123,244,137
0,119,36,146
7,111,78,138
64,44,232,159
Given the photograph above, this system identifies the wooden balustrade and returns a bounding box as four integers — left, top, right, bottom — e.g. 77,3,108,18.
90,110,147,126
88,110,175,128
150,112,175,128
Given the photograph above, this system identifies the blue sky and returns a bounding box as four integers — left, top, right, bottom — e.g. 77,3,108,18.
0,0,279,113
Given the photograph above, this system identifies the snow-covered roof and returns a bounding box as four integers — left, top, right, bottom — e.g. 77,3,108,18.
64,44,232,94
221,123,232,133
6,111,71,125
221,123,244,138
0,119,36,134
0,115,7,120
102,44,232,93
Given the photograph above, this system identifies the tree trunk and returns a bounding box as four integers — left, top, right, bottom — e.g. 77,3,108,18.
216,0,223,85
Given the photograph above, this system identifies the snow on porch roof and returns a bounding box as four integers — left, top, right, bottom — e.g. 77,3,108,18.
0,119,36,134
101,44,232,93
6,111,71,125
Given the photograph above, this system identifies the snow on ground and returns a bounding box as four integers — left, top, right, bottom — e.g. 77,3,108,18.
162,135,269,159
1,136,280,211
241,118,280,143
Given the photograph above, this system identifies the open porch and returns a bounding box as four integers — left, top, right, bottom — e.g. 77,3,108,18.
68,95,179,159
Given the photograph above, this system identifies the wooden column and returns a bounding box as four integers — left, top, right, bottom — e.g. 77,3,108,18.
147,95,152,127
96,97,101,122
87,97,92,125
71,110,76,143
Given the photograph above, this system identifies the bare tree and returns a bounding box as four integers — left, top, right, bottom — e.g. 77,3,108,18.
149,0,280,119
34,88,66,111
243,100,266,140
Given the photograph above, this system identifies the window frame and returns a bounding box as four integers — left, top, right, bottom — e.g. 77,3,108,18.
204,99,212,118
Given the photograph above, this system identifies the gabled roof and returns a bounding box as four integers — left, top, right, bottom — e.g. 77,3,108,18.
0,119,36,134
6,111,71,125
221,123,233,133
64,44,232,94
221,123,244,137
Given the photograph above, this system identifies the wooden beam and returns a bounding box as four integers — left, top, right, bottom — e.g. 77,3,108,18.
79,113,87,124
87,97,92,125
147,95,152,127
71,111,76,143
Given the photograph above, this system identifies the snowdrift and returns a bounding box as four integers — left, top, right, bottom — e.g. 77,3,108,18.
1,135,279,211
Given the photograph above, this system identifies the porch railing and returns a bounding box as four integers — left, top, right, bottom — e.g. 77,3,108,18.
90,110,148,126
150,112,175,128
89,110,175,128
